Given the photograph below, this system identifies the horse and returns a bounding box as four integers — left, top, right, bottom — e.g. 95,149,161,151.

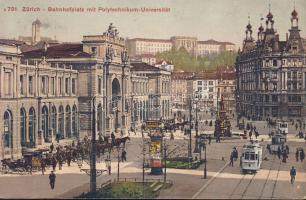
113,136,130,148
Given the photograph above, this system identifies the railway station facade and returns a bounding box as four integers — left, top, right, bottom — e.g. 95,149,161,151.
0,23,171,160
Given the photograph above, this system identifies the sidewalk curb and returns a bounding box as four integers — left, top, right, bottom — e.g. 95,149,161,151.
191,161,229,199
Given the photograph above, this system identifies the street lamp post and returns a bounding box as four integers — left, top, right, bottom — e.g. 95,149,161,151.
188,96,192,168
90,96,97,194
204,141,207,179
163,140,167,183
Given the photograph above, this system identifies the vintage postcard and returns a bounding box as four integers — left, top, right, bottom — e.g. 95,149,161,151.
0,0,305,199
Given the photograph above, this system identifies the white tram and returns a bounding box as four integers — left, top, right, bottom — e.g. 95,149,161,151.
270,134,286,153
240,141,263,174
276,121,288,135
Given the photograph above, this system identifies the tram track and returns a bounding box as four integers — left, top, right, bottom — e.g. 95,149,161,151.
228,148,272,199
258,154,277,199
270,157,282,199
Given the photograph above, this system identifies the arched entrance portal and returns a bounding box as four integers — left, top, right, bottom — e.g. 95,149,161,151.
112,78,121,132
3,110,13,158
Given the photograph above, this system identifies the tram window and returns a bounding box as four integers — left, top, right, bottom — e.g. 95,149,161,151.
250,154,255,160
272,138,276,144
256,155,258,160
245,153,250,160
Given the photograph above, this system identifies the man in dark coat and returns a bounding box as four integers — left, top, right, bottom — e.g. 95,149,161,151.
52,156,57,171
41,159,46,175
300,149,305,162
49,171,56,190
290,166,296,184
50,143,54,153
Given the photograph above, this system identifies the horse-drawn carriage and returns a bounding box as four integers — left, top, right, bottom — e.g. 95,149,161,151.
0,158,31,175
23,148,50,171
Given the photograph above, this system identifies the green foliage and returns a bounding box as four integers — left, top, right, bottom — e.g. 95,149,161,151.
155,47,237,72
166,159,204,169
76,182,160,199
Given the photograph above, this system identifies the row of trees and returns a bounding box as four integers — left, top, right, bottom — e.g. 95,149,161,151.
155,47,237,72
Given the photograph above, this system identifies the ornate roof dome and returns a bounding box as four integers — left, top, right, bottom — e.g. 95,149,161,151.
246,23,252,30
267,12,273,19
291,9,298,18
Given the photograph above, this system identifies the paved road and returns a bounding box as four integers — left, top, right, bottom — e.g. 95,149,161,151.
193,140,306,199
0,115,305,199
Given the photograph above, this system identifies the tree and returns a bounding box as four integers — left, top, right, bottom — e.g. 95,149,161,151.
156,48,237,72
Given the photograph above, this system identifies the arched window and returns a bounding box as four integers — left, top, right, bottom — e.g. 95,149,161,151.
97,104,102,134
20,108,27,147
146,101,149,120
58,106,64,138
140,101,143,121
51,106,57,137
3,110,13,148
72,105,78,137
142,101,146,121
29,107,36,147
42,106,49,142
65,105,71,138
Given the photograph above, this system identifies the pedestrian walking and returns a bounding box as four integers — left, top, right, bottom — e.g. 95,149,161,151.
49,171,56,190
282,151,288,163
52,157,57,171
285,145,290,154
296,149,299,162
290,166,296,184
295,123,298,131
300,149,305,162
41,159,46,175
229,152,234,167
121,149,127,162
208,135,211,145
56,133,60,143
267,144,271,154
277,146,282,159
249,131,252,140
233,147,238,161
50,143,54,153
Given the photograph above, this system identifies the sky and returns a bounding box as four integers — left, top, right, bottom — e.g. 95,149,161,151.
0,0,305,48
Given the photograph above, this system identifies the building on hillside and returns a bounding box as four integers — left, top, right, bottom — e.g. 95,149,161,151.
171,71,194,110
155,60,174,72
236,9,306,120
126,37,235,57
130,54,156,65
126,38,173,57
131,62,172,121
170,36,198,55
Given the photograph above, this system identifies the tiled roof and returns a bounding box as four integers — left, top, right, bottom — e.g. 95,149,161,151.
21,41,60,53
193,72,217,80
131,62,168,72
0,39,26,46
22,43,92,59
171,71,194,80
